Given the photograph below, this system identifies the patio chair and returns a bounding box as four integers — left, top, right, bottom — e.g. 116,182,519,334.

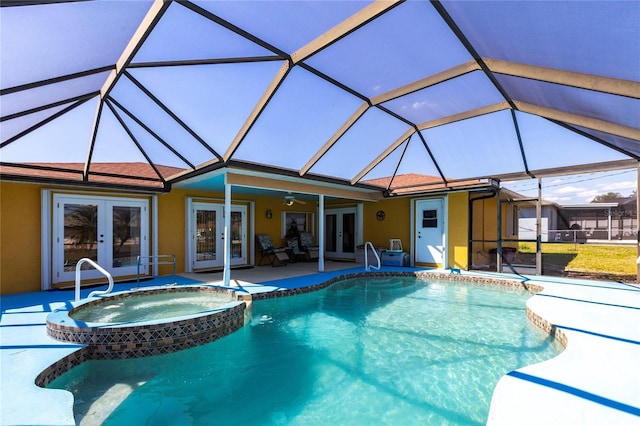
256,234,289,266
300,232,319,260
286,237,308,262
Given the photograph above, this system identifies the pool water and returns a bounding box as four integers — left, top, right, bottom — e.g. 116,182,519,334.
70,289,234,323
48,277,562,425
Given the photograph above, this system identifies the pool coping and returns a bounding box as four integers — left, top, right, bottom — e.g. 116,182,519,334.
487,274,640,425
1,268,639,425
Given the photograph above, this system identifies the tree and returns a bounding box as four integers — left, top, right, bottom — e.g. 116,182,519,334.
65,205,98,249
112,207,140,257
591,192,622,203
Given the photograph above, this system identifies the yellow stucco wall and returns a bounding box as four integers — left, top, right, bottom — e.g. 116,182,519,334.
361,193,469,269
156,190,185,276
0,183,326,294
0,183,161,293
0,181,42,294
469,195,518,267
1,179,482,294
447,192,469,270
471,196,496,267
158,189,321,272
362,198,411,250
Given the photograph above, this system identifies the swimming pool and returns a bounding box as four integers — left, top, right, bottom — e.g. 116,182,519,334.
47,276,562,425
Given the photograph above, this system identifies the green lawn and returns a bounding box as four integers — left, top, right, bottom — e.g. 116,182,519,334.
517,243,637,278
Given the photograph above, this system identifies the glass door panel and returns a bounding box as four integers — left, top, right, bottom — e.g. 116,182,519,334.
190,203,247,270
111,205,141,269
341,212,355,254
196,208,218,263
63,203,98,272
324,208,357,259
53,195,149,283
230,210,243,261
325,214,337,253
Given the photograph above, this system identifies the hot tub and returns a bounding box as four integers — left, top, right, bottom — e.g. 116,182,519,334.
46,286,245,359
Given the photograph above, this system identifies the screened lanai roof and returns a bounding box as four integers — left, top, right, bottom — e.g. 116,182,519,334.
1,0,639,195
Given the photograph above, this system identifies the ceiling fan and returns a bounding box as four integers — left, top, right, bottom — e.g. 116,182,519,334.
283,193,306,206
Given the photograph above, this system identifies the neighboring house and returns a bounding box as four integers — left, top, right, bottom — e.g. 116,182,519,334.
558,196,637,241
0,166,516,295
518,202,560,243
518,196,637,242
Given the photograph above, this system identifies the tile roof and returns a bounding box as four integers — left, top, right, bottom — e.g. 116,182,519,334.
363,173,488,195
0,163,186,190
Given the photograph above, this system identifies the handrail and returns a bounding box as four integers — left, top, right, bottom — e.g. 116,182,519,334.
137,254,176,284
364,241,381,271
75,258,114,302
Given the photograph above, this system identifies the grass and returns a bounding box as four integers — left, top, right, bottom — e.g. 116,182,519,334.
517,243,637,277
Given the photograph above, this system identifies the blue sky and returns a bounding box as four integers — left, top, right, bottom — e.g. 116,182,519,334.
504,168,637,205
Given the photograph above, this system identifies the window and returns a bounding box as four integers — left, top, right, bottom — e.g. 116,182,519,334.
282,212,314,238
422,209,438,228
505,205,519,237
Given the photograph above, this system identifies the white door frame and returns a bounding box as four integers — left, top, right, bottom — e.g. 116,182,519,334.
51,193,149,284
324,206,359,259
412,197,447,267
185,199,247,272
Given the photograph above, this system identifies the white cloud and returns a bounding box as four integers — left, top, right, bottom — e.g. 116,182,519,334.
596,180,636,192
577,189,598,197
553,185,585,195
401,100,431,111
544,196,572,203
578,190,599,203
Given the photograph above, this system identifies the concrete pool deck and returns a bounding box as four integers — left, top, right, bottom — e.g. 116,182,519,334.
1,265,638,425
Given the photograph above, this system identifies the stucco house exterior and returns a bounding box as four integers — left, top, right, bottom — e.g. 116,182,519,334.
0,166,514,295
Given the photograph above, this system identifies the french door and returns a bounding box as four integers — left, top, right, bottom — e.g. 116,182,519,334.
324,208,357,260
53,194,148,283
189,202,247,270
